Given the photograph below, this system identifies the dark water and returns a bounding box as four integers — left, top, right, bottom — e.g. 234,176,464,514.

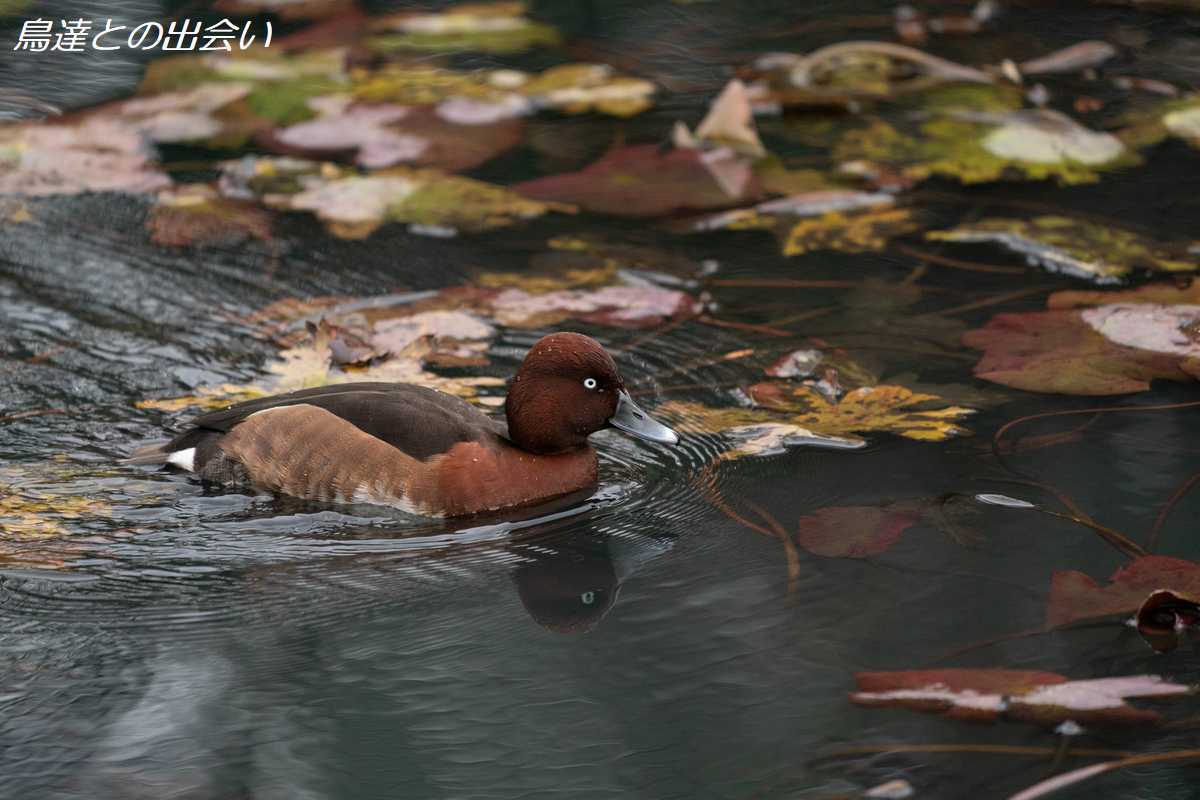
3,1,1200,798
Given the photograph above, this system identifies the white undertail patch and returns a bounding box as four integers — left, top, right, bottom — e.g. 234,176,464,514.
166,447,196,472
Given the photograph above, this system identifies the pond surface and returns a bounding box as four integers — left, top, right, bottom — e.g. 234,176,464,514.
3,1,1200,798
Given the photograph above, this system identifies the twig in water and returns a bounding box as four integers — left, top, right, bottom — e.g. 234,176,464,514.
895,243,1027,275
816,743,1135,762
698,315,796,338
1008,749,1200,800
0,409,67,424
1146,470,1200,552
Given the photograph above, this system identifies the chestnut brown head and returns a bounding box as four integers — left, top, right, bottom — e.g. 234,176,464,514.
505,332,679,454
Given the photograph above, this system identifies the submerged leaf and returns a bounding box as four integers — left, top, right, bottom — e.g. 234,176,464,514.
929,217,1200,282
963,307,1200,395
795,500,927,558
851,669,1191,727
781,207,918,256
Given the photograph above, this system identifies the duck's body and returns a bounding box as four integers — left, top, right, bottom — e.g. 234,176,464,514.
131,333,677,518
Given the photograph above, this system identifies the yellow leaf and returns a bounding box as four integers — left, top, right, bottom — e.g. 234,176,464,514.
782,208,918,256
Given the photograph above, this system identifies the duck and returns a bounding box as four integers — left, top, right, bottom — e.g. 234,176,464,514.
128,332,679,518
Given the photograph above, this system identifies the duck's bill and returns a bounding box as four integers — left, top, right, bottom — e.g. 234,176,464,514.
609,391,680,445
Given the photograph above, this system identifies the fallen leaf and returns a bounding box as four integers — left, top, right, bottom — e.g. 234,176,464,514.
220,156,570,238
929,217,1200,283
835,109,1133,186
663,384,973,456
851,669,1191,727
795,500,927,558
0,117,171,196
268,97,522,171
674,79,766,158
1049,281,1200,310
516,144,761,216
963,305,1200,395
489,285,697,328
1019,41,1118,76
370,1,560,54
147,184,273,247
1047,555,1200,628
781,207,919,256
354,62,654,118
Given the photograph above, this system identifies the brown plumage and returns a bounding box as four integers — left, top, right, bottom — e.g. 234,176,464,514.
128,332,679,518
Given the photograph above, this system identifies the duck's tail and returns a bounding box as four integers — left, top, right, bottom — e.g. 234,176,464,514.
121,440,172,466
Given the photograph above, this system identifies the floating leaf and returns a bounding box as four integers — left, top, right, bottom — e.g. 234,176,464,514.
488,286,697,329
147,184,273,247
1049,281,1200,310
269,97,522,171
137,50,349,128
963,306,1200,395
0,117,170,196
1047,556,1200,628
220,156,570,238
663,384,973,456
835,109,1132,186
111,82,253,144
781,207,918,256
674,79,765,158
371,2,560,54
929,217,1200,283
352,62,653,118
516,144,761,217
851,669,1192,727
796,500,927,558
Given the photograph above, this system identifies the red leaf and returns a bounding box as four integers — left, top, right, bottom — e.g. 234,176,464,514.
515,145,762,217
1046,555,1200,628
962,309,1200,395
795,501,925,558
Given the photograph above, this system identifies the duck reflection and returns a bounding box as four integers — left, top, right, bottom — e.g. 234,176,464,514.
510,530,621,633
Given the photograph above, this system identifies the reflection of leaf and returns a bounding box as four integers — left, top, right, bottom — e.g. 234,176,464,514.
1047,556,1200,628
796,500,927,558
516,145,760,216
0,118,171,197
851,669,1191,727
371,2,560,54
0,465,120,570
963,307,1200,395
929,217,1200,283
663,384,973,455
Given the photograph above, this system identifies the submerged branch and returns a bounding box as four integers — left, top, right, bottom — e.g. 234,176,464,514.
1008,749,1200,800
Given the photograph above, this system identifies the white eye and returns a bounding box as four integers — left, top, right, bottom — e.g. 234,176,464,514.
580,591,595,605
583,377,598,390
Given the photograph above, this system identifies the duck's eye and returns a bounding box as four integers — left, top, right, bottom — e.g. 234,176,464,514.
580,591,596,605
583,377,598,390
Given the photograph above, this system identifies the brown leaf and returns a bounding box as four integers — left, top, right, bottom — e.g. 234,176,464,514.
1047,555,1200,628
795,500,926,558
963,308,1200,395
852,669,1191,727
515,145,762,217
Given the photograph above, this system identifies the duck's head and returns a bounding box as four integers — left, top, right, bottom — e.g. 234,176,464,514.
505,332,679,455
